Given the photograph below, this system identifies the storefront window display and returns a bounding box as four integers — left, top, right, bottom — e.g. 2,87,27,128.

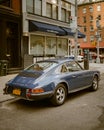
30,35,44,55
46,37,56,55
29,34,68,57
57,38,68,56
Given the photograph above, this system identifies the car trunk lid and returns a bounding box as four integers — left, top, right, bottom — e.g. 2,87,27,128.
11,70,44,88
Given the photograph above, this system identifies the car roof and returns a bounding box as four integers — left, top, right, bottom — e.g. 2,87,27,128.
37,57,74,64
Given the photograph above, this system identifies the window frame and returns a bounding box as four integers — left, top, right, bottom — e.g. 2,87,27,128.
83,16,86,23
90,35,94,42
90,25,94,32
97,5,101,11
83,8,86,14
60,61,82,73
46,2,58,19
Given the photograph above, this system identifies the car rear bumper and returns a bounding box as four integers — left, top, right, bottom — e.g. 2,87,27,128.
3,85,54,101
26,91,54,100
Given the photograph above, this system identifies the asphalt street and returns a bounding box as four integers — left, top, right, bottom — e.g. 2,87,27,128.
0,62,104,103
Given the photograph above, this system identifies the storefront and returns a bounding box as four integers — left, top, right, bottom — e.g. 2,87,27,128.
80,42,104,62
29,21,69,60
22,0,85,67
0,7,22,73
23,20,85,67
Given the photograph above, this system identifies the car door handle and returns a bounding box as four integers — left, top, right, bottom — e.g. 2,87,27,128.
72,75,77,78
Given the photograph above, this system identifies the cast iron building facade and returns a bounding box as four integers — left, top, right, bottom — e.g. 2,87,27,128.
22,0,79,63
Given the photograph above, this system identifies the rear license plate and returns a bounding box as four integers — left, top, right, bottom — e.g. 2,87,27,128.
13,89,21,95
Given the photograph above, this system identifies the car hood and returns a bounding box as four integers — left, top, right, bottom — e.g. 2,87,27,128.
10,70,44,88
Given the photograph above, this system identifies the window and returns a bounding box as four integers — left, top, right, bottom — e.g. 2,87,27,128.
47,0,58,4
61,64,68,73
57,38,68,56
84,26,87,32
61,9,71,22
66,61,82,72
97,5,101,11
60,61,82,73
29,35,68,56
90,35,94,42
90,25,94,31
46,37,56,55
26,0,33,13
61,0,71,9
97,15,101,20
46,3,52,18
61,0,71,22
90,16,93,22
26,0,42,15
83,16,86,23
61,8,66,22
53,5,58,19
83,36,87,42
30,35,44,55
83,8,86,13
46,1,58,19
27,61,58,72
89,6,93,12
34,0,42,15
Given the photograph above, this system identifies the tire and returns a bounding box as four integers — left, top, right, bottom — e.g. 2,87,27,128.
51,84,67,106
90,76,99,91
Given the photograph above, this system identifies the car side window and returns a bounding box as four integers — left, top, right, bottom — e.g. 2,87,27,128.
61,64,68,73
65,61,82,72
60,61,82,73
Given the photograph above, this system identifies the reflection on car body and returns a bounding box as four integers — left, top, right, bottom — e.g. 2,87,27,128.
3,58,100,106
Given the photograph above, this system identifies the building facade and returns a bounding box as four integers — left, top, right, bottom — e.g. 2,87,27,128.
0,0,86,74
78,0,104,59
0,0,22,73
22,0,82,64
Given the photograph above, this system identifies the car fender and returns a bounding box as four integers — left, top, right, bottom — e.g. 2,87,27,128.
90,71,100,81
52,79,69,93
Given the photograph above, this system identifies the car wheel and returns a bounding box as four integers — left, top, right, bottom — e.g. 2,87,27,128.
51,84,67,106
90,76,98,91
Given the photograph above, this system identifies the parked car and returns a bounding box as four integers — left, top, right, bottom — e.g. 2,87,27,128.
3,58,100,106
77,55,84,62
65,55,84,62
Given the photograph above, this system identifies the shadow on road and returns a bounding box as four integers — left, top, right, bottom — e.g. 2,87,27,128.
1,88,93,111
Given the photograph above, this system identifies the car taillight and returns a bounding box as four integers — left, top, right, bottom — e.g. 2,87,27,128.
27,88,32,93
27,88,44,95
32,88,44,93
26,89,32,97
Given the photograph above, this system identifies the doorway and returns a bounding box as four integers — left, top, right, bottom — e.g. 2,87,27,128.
6,21,21,68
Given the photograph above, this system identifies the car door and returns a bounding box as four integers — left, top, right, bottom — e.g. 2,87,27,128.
61,61,91,91
67,70,92,91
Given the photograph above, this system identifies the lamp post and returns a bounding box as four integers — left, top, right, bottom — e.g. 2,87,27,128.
74,0,78,61
96,17,100,63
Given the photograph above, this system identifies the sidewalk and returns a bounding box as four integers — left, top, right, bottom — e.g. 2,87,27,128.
0,74,17,102
0,63,104,102
89,63,104,73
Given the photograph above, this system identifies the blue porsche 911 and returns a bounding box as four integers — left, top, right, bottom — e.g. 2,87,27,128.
3,58,100,106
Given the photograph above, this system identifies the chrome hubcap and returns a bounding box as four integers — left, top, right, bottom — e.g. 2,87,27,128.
93,78,98,89
56,87,65,103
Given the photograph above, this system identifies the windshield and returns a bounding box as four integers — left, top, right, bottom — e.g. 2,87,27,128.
26,61,58,72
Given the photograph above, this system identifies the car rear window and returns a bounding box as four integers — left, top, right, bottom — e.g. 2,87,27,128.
26,61,58,72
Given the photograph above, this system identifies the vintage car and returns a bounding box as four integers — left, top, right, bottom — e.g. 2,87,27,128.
3,58,100,106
